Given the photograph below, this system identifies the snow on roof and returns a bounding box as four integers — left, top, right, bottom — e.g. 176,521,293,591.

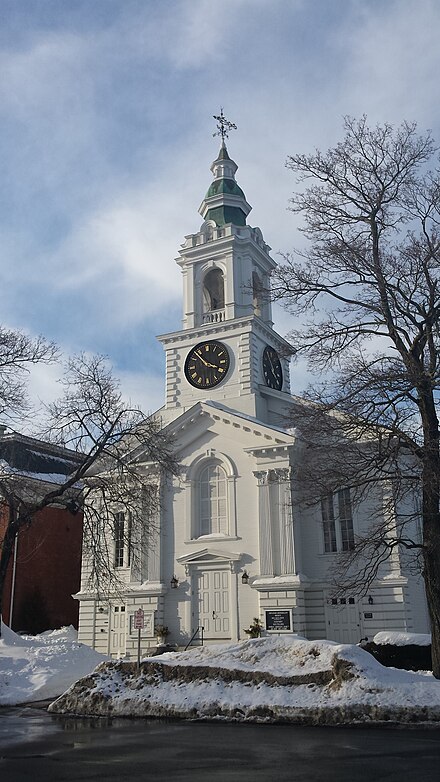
0,434,82,481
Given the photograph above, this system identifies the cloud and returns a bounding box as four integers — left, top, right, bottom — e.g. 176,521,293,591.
1,0,440,416
339,0,440,126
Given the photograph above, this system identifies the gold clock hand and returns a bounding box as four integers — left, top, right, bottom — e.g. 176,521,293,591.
195,350,210,367
195,351,219,369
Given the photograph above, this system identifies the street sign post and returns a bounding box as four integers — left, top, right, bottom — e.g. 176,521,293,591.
133,609,145,668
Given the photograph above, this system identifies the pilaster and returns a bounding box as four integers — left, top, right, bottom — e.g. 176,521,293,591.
255,470,274,575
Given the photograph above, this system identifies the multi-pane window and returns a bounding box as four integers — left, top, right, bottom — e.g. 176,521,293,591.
321,489,354,553
321,493,337,553
338,488,355,551
114,511,131,568
199,464,228,536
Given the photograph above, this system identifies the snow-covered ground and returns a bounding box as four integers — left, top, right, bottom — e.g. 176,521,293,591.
49,634,440,725
2,624,439,725
0,621,107,706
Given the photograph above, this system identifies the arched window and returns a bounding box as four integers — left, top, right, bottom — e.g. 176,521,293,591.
203,268,225,313
199,463,228,536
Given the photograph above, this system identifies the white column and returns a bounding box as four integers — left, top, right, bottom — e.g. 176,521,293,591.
145,475,163,582
274,468,296,575
230,566,239,642
254,470,273,575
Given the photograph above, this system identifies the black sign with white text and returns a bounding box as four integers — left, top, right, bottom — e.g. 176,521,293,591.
265,610,292,632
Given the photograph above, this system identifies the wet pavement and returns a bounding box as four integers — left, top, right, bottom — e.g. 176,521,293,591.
1,706,440,781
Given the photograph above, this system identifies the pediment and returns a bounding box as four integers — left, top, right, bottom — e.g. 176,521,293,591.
161,400,295,456
177,547,242,568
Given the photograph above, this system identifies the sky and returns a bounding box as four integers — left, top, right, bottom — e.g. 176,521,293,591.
1,0,440,419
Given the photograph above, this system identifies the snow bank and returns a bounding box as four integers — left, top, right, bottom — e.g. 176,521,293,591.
49,636,440,725
0,622,107,705
373,631,431,646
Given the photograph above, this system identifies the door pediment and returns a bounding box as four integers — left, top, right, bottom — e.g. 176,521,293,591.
177,547,242,573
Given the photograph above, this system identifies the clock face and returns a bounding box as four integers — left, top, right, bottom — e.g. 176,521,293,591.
262,345,283,391
184,340,230,389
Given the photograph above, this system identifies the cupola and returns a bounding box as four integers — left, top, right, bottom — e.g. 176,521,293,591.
199,141,252,228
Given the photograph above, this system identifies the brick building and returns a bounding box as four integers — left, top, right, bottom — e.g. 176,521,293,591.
0,429,83,633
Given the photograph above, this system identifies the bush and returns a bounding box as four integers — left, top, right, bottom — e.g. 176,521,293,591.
362,642,432,671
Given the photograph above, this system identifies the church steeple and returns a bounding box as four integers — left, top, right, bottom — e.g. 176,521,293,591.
198,140,252,228
157,112,293,424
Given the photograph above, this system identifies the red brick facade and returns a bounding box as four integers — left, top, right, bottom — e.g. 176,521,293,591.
1,503,83,633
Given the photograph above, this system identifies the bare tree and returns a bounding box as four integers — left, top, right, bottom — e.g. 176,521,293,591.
0,326,58,422
0,350,177,632
272,116,440,675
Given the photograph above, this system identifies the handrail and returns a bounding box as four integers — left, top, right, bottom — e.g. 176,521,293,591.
184,625,204,651
202,309,225,324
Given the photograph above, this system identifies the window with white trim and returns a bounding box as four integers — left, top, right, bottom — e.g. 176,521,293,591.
321,493,337,553
113,511,132,568
338,488,355,551
199,463,228,536
321,489,355,553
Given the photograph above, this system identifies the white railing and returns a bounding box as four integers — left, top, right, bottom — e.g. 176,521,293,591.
202,309,225,324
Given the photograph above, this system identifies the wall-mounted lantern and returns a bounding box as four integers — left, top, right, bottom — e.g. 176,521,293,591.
170,575,179,589
241,570,250,585
368,595,374,605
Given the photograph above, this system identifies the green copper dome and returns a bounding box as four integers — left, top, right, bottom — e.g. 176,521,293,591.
205,178,246,200
199,143,251,227
205,205,247,227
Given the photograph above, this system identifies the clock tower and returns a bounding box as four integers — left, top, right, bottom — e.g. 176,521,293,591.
157,121,293,427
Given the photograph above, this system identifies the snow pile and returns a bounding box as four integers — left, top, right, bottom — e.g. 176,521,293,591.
50,635,440,725
373,631,431,646
0,622,107,705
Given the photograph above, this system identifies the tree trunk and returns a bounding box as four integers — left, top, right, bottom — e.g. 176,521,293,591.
421,431,440,678
422,542,440,678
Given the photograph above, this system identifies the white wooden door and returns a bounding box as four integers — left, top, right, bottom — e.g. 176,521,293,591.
325,597,361,644
194,570,230,639
110,605,126,657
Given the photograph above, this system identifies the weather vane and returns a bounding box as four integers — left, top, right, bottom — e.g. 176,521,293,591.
213,108,237,141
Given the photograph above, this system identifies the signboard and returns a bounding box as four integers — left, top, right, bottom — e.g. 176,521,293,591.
133,608,145,630
265,609,292,632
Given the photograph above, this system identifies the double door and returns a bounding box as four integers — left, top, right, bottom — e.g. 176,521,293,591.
193,569,230,640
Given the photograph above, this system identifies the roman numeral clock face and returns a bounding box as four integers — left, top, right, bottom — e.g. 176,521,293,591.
184,340,230,388
262,345,283,390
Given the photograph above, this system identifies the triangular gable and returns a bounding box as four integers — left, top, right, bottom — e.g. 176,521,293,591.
128,399,297,466
162,401,295,455
177,548,242,570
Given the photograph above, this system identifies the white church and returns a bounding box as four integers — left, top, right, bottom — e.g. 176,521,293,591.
76,132,429,658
